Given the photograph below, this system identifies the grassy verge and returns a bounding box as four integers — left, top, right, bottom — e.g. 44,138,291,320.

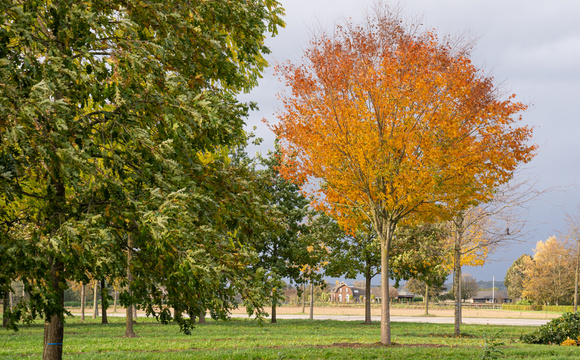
1,317,579,359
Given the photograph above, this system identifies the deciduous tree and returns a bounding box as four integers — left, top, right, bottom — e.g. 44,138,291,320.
0,1,284,359
522,236,574,306
273,3,535,345
504,254,533,301
324,221,379,324
391,223,449,315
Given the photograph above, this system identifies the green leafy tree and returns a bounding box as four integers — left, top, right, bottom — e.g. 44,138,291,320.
0,2,283,359
324,221,379,324
391,223,449,315
254,145,327,323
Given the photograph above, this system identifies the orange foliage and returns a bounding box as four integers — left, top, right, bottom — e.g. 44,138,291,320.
272,21,536,231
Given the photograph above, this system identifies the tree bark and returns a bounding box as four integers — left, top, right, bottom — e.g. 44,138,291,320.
42,259,65,360
364,265,372,324
271,289,277,323
198,310,206,324
113,289,117,313
309,280,314,320
125,234,136,338
80,282,85,322
379,220,394,346
424,284,429,315
92,280,98,319
101,279,108,324
453,231,462,336
301,283,306,313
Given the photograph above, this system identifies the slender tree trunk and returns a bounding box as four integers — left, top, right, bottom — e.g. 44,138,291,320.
101,279,108,324
301,283,306,313
364,267,372,324
424,284,429,315
134,305,137,319
309,280,314,320
2,290,9,328
125,235,136,338
453,235,462,336
9,290,13,310
574,239,579,312
379,221,393,346
174,305,182,323
92,280,98,319
80,283,85,322
271,289,277,323
198,310,206,324
42,259,65,360
113,289,117,312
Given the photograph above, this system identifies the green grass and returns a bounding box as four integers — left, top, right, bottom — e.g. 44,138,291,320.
1,317,579,359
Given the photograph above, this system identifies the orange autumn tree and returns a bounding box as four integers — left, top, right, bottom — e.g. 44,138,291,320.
272,5,536,345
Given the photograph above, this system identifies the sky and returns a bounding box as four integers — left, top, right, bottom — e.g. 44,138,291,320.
239,0,580,283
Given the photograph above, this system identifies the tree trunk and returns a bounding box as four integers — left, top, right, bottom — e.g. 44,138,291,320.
309,280,314,320
364,265,372,324
378,220,394,346
42,259,65,360
2,290,9,328
198,310,206,324
101,279,108,324
271,289,277,323
453,233,462,336
92,280,98,319
80,283,85,322
424,284,429,315
113,289,117,313
125,235,136,338
574,239,579,312
301,283,306,313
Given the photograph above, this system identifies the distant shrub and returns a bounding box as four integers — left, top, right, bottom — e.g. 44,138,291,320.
521,312,580,345
515,299,532,306
502,304,574,312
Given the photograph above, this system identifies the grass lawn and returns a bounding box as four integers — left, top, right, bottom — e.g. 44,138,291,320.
1,317,579,359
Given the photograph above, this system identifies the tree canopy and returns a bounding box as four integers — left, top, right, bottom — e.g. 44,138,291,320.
0,1,284,359
273,4,536,345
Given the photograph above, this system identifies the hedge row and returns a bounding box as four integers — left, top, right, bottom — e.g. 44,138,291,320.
502,304,575,312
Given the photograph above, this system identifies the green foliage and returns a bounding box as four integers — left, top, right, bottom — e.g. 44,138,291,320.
521,312,580,344
391,223,449,290
502,304,573,312
255,144,330,292
323,220,376,280
0,0,285,341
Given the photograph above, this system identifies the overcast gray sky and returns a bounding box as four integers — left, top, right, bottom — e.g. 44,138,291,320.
239,0,580,282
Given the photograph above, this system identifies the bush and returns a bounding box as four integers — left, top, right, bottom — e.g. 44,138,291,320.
502,304,574,312
501,304,543,311
521,312,580,345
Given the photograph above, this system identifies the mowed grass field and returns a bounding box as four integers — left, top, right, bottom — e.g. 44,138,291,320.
1,317,579,359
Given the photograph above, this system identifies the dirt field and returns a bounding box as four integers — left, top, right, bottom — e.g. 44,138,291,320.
230,305,562,320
